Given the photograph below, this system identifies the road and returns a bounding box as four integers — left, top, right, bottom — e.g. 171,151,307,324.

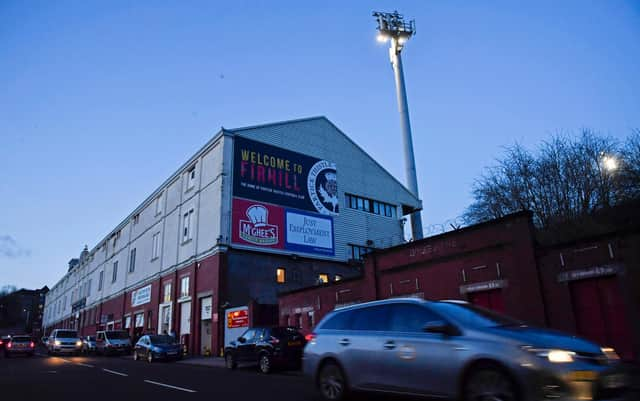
0,351,316,401
1,350,637,400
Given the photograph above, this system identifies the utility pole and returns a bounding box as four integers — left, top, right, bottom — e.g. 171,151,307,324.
373,11,423,240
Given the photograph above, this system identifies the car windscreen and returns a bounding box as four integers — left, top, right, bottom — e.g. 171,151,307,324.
149,335,174,344
106,331,129,339
430,302,525,328
86,336,95,341
11,336,31,343
56,331,78,338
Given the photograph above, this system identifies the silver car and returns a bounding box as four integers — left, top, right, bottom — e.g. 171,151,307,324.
47,329,82,355
303,298,627,401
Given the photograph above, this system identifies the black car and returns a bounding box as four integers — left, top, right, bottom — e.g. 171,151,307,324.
133,335,182,363
224,327,306,374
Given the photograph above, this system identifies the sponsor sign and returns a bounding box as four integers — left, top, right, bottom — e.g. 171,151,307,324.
233,136,339,215
557,264,620,282
232,198,284,249
227,309,249,329
285,209,334,255
232,198,335,256
131,284,152,307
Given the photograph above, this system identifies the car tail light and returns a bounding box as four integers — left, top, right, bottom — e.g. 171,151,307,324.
305,333,316,342
7,342,12,349
269,336,280,345
0,340,3,346
30,342,35,348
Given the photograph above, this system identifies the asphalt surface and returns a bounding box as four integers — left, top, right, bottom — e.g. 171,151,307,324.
1,348,637,401
0,349,315,401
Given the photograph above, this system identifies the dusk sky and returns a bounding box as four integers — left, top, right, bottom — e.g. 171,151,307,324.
1,1,639,290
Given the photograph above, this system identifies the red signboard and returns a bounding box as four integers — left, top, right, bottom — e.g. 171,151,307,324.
227,309,249,329
232,198,285,250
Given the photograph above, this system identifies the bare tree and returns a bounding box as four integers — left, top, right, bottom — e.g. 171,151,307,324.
0,285,17,297
464,129,639,228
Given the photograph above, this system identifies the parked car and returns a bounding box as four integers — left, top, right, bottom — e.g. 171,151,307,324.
81,335,96,354
47,329,82,356
4,335,35,357
225,326,306,374
303,298,627,401
96,330,132,355
133,334,181,363
0,335,10,352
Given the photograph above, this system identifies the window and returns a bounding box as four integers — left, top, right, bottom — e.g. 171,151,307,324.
134,312,144,328
345,193,397,218
132,213,140,225
182,209,194,242
349,244,371,261
351,306,390,331
320,311,351,330
187,165,197,190
98,271,104,290
155,194,163,216
388,304,441,332
163,283,172,303
112,261,118,283
276,268,286,284
147,310,153,329
180,276,190,298
152,232,160,260
129,248,136,273
124,316,131,329
87,279,92,297
318,274,329,284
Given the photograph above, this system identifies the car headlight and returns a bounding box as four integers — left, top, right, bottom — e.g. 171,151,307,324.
76,341,82,347
522,346,575,363
54,340,61,346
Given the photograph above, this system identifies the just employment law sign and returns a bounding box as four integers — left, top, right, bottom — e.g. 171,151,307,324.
285,209,334,256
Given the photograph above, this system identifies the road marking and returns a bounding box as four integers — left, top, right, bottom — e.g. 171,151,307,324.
102,368,128,377
76,363,94,368
144,380,197,393
46,371,57,374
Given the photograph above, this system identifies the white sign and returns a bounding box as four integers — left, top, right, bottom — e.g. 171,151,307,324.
285,211,333,252
201,297,212,320
131,284,152,307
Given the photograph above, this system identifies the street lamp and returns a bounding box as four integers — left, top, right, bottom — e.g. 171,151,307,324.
373,10,423,240
602,155,618,172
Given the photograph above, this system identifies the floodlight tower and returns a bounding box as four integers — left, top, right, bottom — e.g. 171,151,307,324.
373,10,423,240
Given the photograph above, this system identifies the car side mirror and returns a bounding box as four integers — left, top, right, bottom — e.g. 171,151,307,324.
237,337,246,343
423,320,455,335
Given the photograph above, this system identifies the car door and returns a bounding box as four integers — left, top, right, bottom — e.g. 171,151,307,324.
336,305,391,391
236,329,256,362
377,303,463,397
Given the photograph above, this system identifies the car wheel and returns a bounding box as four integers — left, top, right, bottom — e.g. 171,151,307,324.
464,367,518,401
258,354,272,374
147,352,153,363
225,353,236,370
318,361,348,401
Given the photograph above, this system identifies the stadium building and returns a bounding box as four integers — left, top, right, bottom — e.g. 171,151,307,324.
42,117,421,355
